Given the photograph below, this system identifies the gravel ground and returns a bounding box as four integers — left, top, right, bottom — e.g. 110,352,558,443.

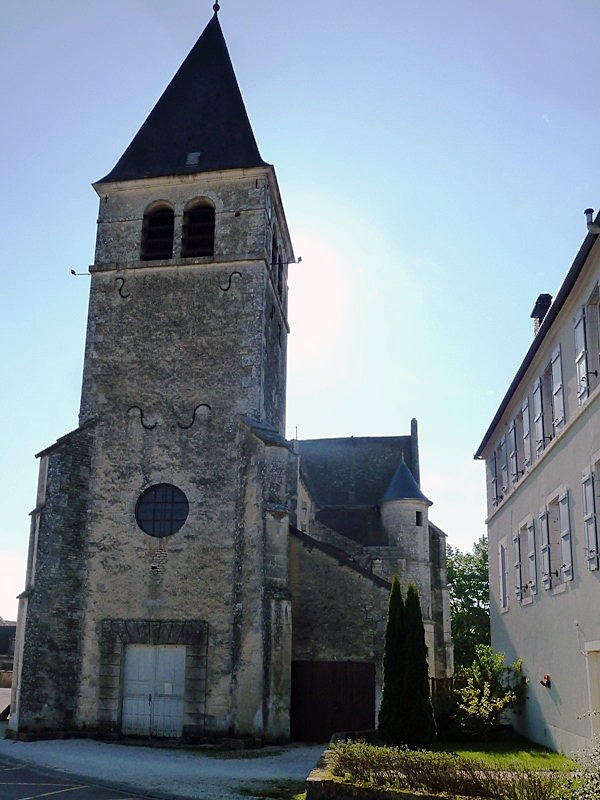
0,723,324,800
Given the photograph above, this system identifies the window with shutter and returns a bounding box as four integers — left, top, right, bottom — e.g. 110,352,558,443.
490,451,499,506
499,541,509,610
533,378,545,455
587,291,600,393
141,204,175,261
181,201,215,257
499,435,508,495
559,491,573,581
551,346,565,433
582,470,599,570
512,530,522,601
539,508,552,590
575,307,589,405
527,520,537,594
509,421,518,484
522,398,531,469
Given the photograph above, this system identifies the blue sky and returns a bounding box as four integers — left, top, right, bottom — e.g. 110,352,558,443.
2,0,600,620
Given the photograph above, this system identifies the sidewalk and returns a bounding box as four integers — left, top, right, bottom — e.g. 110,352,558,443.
0,723,324,800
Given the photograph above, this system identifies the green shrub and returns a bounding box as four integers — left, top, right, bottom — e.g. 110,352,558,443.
455,645,527,740
328,740,567,800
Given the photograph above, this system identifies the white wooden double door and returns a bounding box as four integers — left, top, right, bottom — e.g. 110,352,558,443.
122,644,186,738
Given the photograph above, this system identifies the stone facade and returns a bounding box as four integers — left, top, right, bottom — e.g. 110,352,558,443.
290,436,453,706
9,11,452,743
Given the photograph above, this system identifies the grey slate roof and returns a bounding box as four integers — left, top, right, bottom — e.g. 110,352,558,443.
35,422,95,459
297,436,415,546
98,12,267,184
381,459,432,505
298,436,414,507
315,506,388,546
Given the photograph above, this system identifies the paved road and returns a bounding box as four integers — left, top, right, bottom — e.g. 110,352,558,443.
0,724,324,800
0,752,159,799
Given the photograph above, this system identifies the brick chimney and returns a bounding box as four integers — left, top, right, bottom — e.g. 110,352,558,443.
530,293,552,335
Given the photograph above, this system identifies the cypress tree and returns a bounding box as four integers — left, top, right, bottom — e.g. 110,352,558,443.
378,575,406,745
402,582,436,748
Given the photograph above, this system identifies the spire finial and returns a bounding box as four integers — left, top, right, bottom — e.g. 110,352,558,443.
213,2,220,11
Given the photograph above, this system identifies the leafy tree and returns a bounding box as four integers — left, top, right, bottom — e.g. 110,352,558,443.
402,582,436,748
446,535,490,668
454,644,527,740
378,575,405,744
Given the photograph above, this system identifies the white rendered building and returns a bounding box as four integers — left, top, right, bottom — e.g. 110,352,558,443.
477,215,600,753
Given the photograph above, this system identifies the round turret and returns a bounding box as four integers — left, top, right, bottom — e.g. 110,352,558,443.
380,460,432,559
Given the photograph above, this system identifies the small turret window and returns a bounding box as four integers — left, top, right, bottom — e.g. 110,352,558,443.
141,204,174,261
182,201,215,257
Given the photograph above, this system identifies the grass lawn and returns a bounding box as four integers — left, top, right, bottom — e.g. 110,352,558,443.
327,738,577,800
436,738,577,771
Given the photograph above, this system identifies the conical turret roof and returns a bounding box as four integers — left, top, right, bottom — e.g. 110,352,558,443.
381,459,432,505
98,12,268,183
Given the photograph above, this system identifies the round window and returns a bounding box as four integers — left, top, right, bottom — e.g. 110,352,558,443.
135,483,189,538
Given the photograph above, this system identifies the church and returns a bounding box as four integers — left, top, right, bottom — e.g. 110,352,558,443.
8,7,452,743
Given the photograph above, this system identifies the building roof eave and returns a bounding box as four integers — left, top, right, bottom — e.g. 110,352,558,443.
35,421,96,458
475,228,599,460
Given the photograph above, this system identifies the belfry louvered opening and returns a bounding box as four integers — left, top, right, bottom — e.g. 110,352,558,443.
182,202,215,257
141,204,175,261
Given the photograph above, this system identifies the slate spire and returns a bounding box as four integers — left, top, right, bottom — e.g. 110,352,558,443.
98,12,267,183
381,459,432,505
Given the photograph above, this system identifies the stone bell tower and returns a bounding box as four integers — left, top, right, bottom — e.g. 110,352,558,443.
10,8,295,743
81,9,291,433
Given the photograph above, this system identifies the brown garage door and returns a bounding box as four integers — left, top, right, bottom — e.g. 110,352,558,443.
291,660,375,742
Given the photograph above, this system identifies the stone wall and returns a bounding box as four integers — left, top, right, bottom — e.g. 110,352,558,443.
12,427,93,734
10,156,300,741
84,168,290,435
429,525,453,677
289,533,389,666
